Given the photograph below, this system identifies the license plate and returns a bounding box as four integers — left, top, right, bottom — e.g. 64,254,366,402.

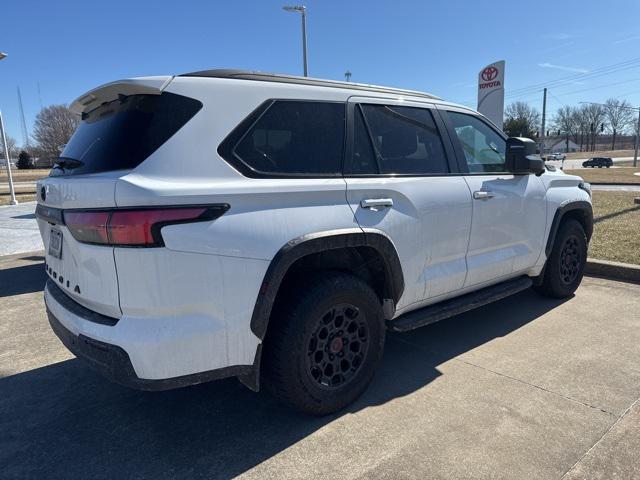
49,228,63,259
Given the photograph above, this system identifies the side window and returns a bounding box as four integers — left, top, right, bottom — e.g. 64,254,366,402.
232,100,345,175
348,104,449,175
447,112,507,173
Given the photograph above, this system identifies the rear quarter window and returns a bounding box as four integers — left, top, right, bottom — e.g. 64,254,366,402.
55,92,202,176
219,100,346,177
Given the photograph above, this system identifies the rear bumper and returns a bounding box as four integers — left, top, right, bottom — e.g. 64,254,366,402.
44,279,255,391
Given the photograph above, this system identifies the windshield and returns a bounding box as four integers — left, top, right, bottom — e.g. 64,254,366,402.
54,92,202,176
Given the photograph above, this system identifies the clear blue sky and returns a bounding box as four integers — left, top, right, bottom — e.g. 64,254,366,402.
2,0,640,143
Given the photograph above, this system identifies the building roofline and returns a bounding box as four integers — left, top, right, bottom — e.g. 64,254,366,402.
179,69,441,100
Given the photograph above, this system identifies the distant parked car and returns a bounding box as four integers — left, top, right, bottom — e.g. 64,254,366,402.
582,157,613,168
546,152,566,161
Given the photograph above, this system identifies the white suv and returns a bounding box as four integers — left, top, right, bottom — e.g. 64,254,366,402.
37,70,593,415
547,152,566,161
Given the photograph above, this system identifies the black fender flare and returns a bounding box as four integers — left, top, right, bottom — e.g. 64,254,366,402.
240,228,404,392
249,228,404,341
545,200,593,257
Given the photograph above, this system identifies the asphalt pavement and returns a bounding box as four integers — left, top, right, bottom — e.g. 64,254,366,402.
1,252,639,479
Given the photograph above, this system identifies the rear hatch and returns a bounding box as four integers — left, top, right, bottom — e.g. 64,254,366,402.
38,171,125,318
37,76,202,318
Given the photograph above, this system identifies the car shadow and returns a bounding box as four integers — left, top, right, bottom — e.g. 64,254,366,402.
0,259,46,297
0,288,569,479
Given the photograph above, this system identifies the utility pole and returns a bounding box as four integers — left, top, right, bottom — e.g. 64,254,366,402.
17,87,29,147
344,70,352,82
37,81,43,110
0,110,18,205
540,87,547,155
634,108,640,167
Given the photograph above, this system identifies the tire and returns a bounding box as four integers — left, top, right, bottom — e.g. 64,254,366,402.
263,271,385,415
535,219,587,298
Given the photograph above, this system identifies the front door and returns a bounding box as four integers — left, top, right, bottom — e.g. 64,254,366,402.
441,109,547,287
344,97,473,311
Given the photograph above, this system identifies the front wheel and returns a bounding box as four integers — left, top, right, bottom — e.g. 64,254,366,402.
263,271,385,415
535,219,587,298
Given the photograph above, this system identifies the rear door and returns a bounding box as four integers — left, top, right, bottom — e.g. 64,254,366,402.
440,108,547,287
344,97,473,310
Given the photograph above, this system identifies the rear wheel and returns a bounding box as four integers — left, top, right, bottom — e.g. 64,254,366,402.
263,271,385,415
535,219,587,298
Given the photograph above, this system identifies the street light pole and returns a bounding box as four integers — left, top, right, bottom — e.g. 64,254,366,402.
283,5,308,77
0,52,17,205
0,110,18,205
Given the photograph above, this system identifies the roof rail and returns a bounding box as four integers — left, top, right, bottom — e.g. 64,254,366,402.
179,69,441,100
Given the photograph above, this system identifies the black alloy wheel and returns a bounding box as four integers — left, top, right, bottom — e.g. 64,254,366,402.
559,235,582,285
305,303,369,389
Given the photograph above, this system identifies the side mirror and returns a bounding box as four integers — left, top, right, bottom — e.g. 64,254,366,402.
506,137,545,175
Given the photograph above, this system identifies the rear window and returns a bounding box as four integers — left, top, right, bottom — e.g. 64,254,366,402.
223,100,345,177
55,92,202,176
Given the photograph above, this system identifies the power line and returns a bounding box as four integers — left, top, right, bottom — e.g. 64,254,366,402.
457,57,640,106
505,56,640,97
506,77,640,102
504,62,640,101
548,91,567,107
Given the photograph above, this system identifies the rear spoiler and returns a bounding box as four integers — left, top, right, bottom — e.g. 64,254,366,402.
69,76,174,115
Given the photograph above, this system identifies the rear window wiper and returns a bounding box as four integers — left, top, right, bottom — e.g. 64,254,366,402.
53,157,84,170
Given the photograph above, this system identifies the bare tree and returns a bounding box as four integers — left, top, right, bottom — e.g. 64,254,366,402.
581,103,606,151
572,106,589,151
33,105,79,158
0,134,17,160
503,101,541,138
604,98,634,150
552,106,578,152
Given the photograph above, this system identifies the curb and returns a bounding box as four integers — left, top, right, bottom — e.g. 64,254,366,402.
589,182,640,186
585,258,640,284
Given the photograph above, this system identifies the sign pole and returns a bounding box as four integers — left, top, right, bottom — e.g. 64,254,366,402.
0,110,18,205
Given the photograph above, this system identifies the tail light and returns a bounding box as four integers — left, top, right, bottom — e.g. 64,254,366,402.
64,205,229,247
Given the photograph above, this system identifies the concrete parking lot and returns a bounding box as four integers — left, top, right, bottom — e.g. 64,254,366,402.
1,252,639,479
0,202,42,256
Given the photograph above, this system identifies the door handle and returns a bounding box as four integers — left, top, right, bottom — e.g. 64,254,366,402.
473,191,495,200
360,198,394,210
